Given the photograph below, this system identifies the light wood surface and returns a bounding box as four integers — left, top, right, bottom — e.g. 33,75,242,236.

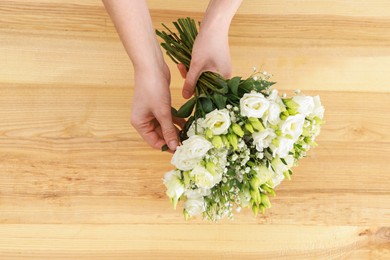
1,0,390,259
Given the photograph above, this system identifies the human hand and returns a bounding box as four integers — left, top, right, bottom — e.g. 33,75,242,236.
179,26,232,99
131,63,185,152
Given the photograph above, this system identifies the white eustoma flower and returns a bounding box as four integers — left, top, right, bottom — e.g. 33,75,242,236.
312,95,325,119
263,89,286,125
187,118,205,137
240,92,270,118
268,89,279,101
184,197,205,216
252,129,276,152
202,109,231,135
271,155,294,187
190,165,215,189
255,165,274,185
171,135,213,171
292,95,315,117
266,102,282,125
270,137,295,158
280,114,305,141
163,170,185,208
185,188,211,199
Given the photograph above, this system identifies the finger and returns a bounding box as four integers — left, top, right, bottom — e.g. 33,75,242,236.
155,109,179,151
173,116,186,129
177,64,187,79
154,124,182,153
133,121,167,150
182,65,201,99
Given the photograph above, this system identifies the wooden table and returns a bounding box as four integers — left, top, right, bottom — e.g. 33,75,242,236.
1,0,389,259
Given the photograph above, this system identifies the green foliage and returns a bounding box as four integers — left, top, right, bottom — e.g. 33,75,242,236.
227,77,241,95
176,97,196,118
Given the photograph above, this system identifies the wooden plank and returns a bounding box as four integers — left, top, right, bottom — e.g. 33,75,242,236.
0,225,388,259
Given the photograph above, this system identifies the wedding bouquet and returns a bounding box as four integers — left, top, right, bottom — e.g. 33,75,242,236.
156,18,324,221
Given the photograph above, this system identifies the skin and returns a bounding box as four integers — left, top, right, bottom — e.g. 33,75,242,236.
103,0,242,151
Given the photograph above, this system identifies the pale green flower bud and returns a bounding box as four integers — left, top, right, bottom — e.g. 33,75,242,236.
252,204,259,216
250,189,261,205
280,111,289,120
266,179,275,188
183,209,190,221
302,128,310,137
261,193,271,208
171,198,179,210
183,171,191,186
249,118,265,132
287,108,298,115
244,123,254,133
284,171,292,180
231,123,245,137
275,129,282,136
250,176,261,190
261,185,276,197
314,117,325,125
261,184,271,193
205,128,213,139
259,205,266,214
271,138,280,147
206,161,216,175
247,161,255,167
221,135,230,148
227,134,238,150
268,189,276,197
284,98,299,110
211,135,223,149
304,137,312,144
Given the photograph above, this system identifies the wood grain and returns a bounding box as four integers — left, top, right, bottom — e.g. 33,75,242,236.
0,1,389,259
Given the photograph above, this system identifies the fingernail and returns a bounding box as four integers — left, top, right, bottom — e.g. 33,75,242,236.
168,140,178,150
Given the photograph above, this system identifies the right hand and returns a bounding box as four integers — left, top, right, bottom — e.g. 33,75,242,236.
131,63,185,152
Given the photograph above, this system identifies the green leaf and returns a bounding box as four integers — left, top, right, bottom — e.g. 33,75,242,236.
213,93,227,109
176,97,196,118
239,78,256,93
215,78,229,94
197,93,208,99
227,169,236,176
161,144,169,152
200,98,215,113
280,158,287,165
171,107,178,117
227,77,241,95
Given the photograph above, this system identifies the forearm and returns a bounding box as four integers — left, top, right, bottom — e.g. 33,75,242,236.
202,0,242,33
102,0,164,71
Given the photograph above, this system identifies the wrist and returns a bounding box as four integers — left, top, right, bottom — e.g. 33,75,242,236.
201,0,242,34
132,46,166,74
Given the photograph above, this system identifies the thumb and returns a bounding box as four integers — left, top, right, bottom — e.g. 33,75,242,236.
156,110,179,151
182,66,201,99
